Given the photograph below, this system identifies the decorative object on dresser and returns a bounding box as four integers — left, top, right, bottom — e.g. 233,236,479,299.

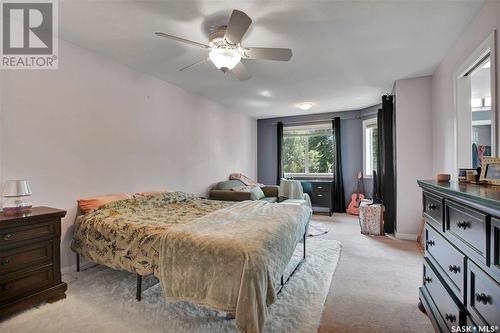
479,157,500,185
2,180,32,215
417,180,499,332
0,207,67,319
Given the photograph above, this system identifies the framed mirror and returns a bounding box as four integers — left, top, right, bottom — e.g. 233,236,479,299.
455,31,497,173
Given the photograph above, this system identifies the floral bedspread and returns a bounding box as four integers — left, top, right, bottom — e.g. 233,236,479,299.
71,192,234,275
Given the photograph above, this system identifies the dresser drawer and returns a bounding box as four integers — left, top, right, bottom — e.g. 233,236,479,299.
0,240,53,275
423,191,443,229
0,264,55,302
423,258,465,331
491,218,500,280
445,202,487,263
467,260,500,328
426,224,466,301
0,220,55,248
311,182,331,193
312,192,330,207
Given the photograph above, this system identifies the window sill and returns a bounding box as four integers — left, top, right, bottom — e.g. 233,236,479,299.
284,173,334,179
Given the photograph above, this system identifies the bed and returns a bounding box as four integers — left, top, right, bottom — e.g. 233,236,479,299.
71,191,311,333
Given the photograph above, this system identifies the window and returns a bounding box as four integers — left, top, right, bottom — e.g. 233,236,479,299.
363,118,378,177
282,123,333,177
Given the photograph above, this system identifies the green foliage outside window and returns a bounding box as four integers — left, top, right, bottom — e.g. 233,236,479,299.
282,125,333,174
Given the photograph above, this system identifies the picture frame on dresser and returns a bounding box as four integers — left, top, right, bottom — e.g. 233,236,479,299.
479,157,500,185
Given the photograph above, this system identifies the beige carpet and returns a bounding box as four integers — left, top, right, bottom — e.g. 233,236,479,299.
0,238,341,333
316,213,433,333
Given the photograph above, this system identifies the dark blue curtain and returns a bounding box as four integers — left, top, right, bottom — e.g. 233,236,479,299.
276,122,284,185
332,117,345,212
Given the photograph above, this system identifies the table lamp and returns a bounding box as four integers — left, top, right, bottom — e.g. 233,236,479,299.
2,180,32,215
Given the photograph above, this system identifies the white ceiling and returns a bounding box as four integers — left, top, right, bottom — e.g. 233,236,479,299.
59,0,484,119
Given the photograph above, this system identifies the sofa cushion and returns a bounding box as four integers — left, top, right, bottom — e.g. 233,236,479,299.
250,186,265,200
214,180,245,190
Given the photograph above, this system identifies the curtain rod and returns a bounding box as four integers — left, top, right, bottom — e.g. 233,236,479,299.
269,111,378,126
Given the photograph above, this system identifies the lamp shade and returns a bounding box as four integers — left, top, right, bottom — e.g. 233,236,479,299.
2,180,32,197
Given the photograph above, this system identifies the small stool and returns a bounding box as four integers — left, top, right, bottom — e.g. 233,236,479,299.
358,200,384,235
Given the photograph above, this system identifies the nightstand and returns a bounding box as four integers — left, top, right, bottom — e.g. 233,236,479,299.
0,207,67,318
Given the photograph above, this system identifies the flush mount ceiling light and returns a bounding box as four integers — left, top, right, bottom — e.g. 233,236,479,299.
296,102,314,111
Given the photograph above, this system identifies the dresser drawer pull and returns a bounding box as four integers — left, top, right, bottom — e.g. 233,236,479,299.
317,194,323,197
424,277,432,283
317,186,323,189
456,221,471,230
475,293,491,305
3,233,14,241
427,204,438,211
0,258,10,266
448,265,461,274
426,240,435,246
444,313,457,323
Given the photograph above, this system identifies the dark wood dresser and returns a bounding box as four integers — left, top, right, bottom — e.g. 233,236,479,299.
306,180,333,216
0,207,67,318
417,180,499,332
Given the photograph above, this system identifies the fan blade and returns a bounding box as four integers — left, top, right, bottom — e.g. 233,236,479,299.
155,32,209,49
232,62,251,81
224,10,252,45
243,47,292,61
180,58,209,72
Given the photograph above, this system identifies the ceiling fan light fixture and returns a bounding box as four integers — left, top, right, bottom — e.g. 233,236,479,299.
209,48,241,71
296,102,314,111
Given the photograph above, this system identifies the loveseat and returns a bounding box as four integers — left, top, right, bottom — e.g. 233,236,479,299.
209,180,279,203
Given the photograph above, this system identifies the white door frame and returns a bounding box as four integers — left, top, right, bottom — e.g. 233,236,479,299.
453,30,497,176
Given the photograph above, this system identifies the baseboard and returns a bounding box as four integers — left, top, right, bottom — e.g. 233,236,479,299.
395,232,417,241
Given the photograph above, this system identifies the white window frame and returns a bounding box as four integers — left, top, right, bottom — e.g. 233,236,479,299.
363,118,378,178
282,123,334,178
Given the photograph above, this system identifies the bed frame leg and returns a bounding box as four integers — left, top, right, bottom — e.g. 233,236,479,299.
303,232,306,259
76,253,80,272
136,274,142,301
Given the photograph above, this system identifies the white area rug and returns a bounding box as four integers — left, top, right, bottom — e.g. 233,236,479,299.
0,238,341,333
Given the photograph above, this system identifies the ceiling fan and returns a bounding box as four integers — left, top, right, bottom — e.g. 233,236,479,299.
155,9,293,81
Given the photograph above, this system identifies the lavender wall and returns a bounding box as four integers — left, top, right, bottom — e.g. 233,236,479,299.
395,76,433,239
257,105,380,203
0,39,257,269
431,0,500,174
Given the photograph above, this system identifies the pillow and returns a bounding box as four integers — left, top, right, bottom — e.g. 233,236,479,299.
78,193,132,213
250,186,265,200
134,191,167,198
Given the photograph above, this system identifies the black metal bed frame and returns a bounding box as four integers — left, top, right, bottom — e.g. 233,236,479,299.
76,231,306,301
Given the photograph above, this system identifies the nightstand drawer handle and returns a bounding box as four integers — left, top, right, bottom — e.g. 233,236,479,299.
0,258,10,266
456,220,471,230
317,186,323,189
317,194,323,197
475,293,491,305
424,277,432,283
426,240,435,246
3,233,14,241
448,265,460,274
